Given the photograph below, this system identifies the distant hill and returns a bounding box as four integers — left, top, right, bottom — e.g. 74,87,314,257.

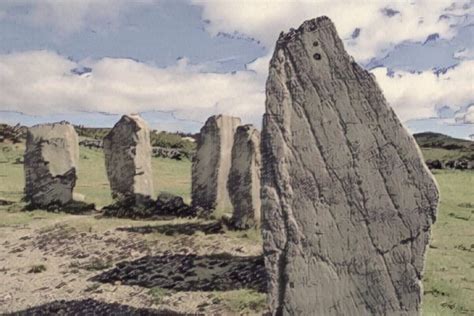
413,132,474,151
2,122,473,164
413,132,474,162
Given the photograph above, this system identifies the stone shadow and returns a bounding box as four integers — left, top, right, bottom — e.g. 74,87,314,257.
91,253,266,292
23,200,96,214
6,298,192,315
116,221,225,236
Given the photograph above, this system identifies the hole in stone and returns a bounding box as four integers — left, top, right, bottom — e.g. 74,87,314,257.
313,53,321,60
313,41,319,47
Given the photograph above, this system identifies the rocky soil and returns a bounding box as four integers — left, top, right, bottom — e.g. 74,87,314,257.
0,213,265,315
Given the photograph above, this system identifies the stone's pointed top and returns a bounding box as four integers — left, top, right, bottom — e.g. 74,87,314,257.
28,121,77,142
238,124,256,130
202,115,242,130
206,114,241,122
277,16,335,44
121,113,145,122
236,124,252,131
107,114,149,136
236,124,260,139
124,113,145,121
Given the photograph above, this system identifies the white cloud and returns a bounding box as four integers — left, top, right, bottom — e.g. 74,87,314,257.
2,50,472,129
455,105,474,124
192,0,468,62
0,50,264,125
371,61,474,122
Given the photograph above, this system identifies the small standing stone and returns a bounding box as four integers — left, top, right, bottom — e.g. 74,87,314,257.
227,125,261,228
191,115,241,212
103,114,154,200
24,121,79,207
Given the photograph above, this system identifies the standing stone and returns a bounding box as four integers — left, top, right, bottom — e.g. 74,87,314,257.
227,125,261,228
104,114,154,199
261,17,439,315
24,121,79,207
192,115,241,212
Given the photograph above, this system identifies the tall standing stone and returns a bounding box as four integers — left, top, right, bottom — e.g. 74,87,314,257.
192,115,241,212
104,114,154,199
227,125,261,228
261,17,439,315
24,121,79,207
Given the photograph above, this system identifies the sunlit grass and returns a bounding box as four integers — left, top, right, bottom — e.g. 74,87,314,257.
1,142,473,314
422,170,474,315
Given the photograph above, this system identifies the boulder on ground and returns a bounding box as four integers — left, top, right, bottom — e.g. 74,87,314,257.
102,192,199,219
261,17,439,315
79,139,103,149
103,114,154,200
191,115,241,213
426,159,444,170
227,125,261,229
24,121,79,208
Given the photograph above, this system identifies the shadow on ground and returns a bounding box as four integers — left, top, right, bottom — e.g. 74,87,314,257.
7,298,194,315
116,221,226,236
91,253,266,292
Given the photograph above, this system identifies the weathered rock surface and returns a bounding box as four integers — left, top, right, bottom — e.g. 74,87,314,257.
261,17,439,315
104,114,154,200
192,115,241,212
228,125,261,229
24,121,79,207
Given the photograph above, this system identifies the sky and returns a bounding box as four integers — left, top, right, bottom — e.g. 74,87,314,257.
0,0,473,139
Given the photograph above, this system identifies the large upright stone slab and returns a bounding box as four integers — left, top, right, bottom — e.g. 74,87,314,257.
192,115,241,212
104,114,154,199
261,17,439,315
24,121,79,207
227,125,261,228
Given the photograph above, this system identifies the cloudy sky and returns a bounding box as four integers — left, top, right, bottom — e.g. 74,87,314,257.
0,0,473,138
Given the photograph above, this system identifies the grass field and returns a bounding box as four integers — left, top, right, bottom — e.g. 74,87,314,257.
0,143,191,208
0,142,473,314
423,170,474,315
421,148,471,161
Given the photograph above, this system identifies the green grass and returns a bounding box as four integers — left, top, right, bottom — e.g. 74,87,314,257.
213,289,267,313
0,143,191,208
77,147,192,207
1,142,473,314
148,287,173,305
0,209,63,228
422,170,474,315
421,148,470,161
0,143,25,202
76,147,113,208
152,156,191,203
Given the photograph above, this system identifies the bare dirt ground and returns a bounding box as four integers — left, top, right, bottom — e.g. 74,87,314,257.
0,211,266,315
